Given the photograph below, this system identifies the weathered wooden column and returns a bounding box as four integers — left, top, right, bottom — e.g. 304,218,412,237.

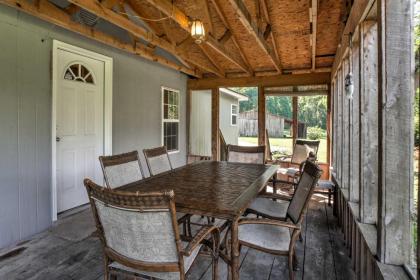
326,84,332,167
211,88,220,161
359,20,379,224
377,0,413,265
349,35,360,203
336,67,343,186
342,58,350,190
258,86,266,146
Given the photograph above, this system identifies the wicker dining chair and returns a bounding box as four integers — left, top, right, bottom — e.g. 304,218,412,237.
84,179,220,280
237,160,322,280
226,145,266,164
143,146,173,176
99,151,144,189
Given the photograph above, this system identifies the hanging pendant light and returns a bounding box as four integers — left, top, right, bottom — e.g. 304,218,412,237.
191,20,205,44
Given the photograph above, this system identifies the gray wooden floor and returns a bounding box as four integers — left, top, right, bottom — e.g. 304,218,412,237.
0,197,355,280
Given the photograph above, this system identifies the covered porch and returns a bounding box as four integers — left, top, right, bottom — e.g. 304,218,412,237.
0,0,416,279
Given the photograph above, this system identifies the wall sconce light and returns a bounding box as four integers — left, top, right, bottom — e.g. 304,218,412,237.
191,20,205,44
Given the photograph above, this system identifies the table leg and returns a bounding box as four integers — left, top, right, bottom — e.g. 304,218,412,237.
230,218,240,280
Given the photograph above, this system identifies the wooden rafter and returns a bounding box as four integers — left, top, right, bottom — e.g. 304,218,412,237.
210,0,253,75
187,72,331,89
199,45,225,77
0,0,201,77
199,0,214,35
125,1,193,69
259,0,281,73
228,0,281,73
143,0,251,74
101,0,119,9
310,0,318,71
67,0,221,76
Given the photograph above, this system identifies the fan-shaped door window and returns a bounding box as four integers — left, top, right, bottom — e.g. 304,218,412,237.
64,63,95,84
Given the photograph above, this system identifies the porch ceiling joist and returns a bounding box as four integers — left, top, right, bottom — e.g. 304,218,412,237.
227,0,282,73
310,0,318,71
331,0,375,77
0,0,201,77
187,72,331,89
210,0,253,76
68,0,221,77
143,0,252,75
259,0,281,72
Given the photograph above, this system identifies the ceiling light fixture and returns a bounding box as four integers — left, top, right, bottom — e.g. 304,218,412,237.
191,20,205,44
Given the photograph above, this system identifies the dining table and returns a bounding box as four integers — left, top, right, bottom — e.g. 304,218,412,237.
119,160,277,280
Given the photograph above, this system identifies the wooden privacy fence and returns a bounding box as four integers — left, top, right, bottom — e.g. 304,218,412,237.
239,110,307,138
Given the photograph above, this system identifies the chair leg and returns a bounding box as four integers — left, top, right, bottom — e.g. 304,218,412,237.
212,254,219,280
104,257,110,280
288,252,295,280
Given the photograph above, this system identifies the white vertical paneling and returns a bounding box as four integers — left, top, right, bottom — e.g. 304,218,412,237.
190,90,212,157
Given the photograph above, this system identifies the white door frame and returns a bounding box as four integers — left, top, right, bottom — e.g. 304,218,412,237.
51,40,113,221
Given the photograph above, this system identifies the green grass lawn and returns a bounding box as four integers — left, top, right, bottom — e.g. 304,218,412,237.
238,137,328,163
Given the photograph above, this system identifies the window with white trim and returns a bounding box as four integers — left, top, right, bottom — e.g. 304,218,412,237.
231,104,238,126
162,87,179,152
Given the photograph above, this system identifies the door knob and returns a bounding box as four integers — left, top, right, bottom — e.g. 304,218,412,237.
56,137,61,142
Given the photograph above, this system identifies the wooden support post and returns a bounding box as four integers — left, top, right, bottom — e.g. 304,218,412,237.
258,86,266,146
332,79,337,177
211,88,220,161
292,96,298,142
377,0,413,265
359,20,378,225
349,36,360,203
186,89,192,157
342,58,350,190
326,84,332,177
336,68,343,186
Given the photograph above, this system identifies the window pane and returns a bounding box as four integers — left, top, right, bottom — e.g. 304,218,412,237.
164,122,178,151
164,90,169,104
232,115,237,125
164,104,169,119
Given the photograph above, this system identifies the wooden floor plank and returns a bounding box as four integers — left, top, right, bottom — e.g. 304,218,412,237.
302,201,336,280
0,201,351,280
325,203,356,280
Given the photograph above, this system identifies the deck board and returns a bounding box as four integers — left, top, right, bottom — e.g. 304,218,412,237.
0,199,354,280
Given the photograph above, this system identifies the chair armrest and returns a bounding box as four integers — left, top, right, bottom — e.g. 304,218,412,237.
181,225,220,257
258,192,293,201
238,218,300,230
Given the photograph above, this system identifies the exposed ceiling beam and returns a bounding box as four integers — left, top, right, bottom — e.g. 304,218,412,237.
228,0,282,73
258,0,281,73
199,45,225,77
310,0,318,71
0,0,201,77
188,72,331,89
125,1,193,69
101,0,119,9
143,0,251,74
198,0,214,35
210,0,253,75
67,0,221,76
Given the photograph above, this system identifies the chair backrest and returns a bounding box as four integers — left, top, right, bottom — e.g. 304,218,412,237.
84,179,183,273
227,145,265,164
287,160,322,224
292,139,320,163
99,151,144,189
143,146,173,176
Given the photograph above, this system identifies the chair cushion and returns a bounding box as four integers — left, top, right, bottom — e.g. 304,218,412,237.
277,167,299,177
239,223,290,252
248,197,289,219
109,241,201,280
291,144,309,164
317,180,335,190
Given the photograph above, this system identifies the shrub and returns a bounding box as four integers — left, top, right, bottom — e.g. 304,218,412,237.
307,126,325,140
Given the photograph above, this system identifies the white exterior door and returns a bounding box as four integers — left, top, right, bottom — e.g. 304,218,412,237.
56,49,105,212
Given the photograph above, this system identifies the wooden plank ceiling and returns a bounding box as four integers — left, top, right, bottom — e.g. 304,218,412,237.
1,0,346,79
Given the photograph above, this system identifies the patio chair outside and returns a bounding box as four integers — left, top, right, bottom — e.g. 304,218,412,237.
99,151,144,189
84,179,220,280
227,145,266,164
143,146,173,176
238,160,322,280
